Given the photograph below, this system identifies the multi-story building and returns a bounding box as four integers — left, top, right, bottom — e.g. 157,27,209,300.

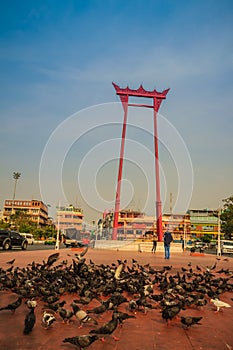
102,209,191,240
3,199,48,226
56,205,83,232
163,213,191,240
189,209,218,238
103,208,220,240
117,209,154,239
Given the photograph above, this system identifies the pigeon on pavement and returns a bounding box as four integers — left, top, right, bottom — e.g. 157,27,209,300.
71,302,98,328
181,316,203,329
0,296,22,313
210,298,231,312
23,306,36,334
63,334,98,348
41,311,56,329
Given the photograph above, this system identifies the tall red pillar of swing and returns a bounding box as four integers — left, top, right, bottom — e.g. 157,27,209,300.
112,83,169,241
153,98,163,242
112,93,129,241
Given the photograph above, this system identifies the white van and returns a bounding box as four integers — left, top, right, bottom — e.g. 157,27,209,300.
20,233,34,245
220,240,233,254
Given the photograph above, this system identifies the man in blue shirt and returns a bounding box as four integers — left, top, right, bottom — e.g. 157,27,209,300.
163,229,173,259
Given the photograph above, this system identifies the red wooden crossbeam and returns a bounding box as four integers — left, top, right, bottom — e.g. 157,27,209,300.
112,82,169,99
128,103,154,108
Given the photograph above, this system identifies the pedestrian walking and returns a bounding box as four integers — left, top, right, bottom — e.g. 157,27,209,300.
151,234,157,253
163,229,173,259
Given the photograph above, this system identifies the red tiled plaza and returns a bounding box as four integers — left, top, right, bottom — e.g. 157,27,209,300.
0,247,232,350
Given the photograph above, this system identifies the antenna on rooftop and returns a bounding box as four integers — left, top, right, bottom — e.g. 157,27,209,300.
170,192,173,215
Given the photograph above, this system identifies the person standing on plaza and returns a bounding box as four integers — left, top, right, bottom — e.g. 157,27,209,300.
151,234,157,253
180,235,185,251
163,228,173,259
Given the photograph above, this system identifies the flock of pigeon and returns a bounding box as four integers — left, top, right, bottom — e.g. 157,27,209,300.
0,249,232,349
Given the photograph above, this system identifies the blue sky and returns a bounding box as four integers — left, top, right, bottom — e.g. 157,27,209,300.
1,0,233,225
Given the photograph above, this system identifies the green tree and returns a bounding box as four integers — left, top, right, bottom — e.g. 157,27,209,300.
221,196,233,239
0,219,11,230
10,210,32,230
33,228,44,240
43,226,57,239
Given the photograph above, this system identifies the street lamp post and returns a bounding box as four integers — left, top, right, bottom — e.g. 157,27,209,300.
92,220,97,242
11,172,21,215
217,208,221,257
55,203,60,250
183,220,186,251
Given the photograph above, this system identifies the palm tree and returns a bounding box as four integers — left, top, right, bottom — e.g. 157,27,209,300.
11,172,21,215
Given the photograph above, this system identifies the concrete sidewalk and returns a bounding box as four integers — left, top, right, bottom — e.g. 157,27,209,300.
0,248,232,350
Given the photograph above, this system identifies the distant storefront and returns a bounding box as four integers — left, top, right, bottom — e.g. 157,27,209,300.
189,209,218,238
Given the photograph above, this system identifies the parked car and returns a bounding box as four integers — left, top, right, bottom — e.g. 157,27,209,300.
0,230,28,250
194,241,208,250
44,237,56,245
219,240,233,254
20,233,34,245
64,237,86,248
208,240,217,249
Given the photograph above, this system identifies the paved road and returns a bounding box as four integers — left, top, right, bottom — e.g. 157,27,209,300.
1,243,233,258
0,243,67,253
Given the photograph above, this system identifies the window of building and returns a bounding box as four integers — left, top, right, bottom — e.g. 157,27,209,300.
203,226,214,231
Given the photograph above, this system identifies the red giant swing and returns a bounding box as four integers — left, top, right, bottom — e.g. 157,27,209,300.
112,82,169,242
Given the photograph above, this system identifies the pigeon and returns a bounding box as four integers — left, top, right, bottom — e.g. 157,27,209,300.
164,265,172,271
90,312,119,341
210,298,231,312
57,306,74,323
6,258,15,265
26,300,37,309
43,300,66,312
71,302,98,328
73,290,96,305
108,293,128,308
41,311,56,328
181,316,203,329
113,310,136,325
181,267,188,272
0,296,22,313
86,300,110,315
63,334,98,348
23,307,36,334
46,252,60,267
149,294,163,302
128,299,137,313
162,302,184,324
114,263,125,280
74,246,89,260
